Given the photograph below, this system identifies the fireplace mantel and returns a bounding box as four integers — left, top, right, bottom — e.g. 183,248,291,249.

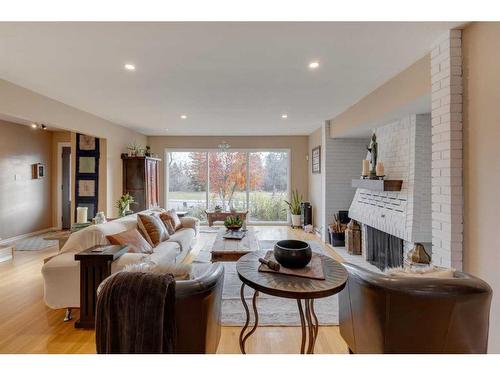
351,179,403,192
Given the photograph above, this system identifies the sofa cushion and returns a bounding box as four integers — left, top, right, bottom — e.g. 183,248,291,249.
111,253,150,273
167,228,195,252
148,241,179,266
165,209,182,231
106,228,153,254
159,212,176,235
137,213,169,246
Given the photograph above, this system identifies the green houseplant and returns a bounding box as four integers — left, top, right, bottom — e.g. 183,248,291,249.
224,215,243,231
284,189,302,227
116,193,136,217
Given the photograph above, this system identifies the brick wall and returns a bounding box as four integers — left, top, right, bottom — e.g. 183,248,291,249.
430,30,463,270
349,114,432,250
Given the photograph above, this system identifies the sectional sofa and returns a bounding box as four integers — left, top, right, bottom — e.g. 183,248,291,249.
42,210,199,310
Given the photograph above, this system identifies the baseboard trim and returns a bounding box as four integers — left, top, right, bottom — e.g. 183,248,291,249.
0,227,58,246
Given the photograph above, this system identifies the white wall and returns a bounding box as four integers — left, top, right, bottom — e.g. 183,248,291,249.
0,79,147,216
323,123,368,240
308,123,368,241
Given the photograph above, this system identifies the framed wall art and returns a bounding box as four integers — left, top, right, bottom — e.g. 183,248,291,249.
75,133,100,222
312,145,321,174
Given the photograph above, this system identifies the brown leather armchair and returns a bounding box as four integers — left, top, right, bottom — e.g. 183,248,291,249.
175,263,225,353
339,263,492,354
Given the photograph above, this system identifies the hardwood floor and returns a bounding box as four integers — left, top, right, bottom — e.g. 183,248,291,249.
0,226,348,354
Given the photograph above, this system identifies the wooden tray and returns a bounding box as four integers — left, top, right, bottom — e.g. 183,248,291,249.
258,251,325,280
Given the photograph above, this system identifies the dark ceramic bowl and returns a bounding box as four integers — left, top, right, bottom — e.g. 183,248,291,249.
273,240,312,269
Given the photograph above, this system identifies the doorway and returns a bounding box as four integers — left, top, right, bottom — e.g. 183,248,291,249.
60,145,71,229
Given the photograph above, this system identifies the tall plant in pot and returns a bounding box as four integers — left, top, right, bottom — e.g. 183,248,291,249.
284,190,302,227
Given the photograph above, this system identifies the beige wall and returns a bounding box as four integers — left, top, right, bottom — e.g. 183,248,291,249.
0,120,53,239
148,135,309,207
462,22,500,353
0,79,147,216
308,127,324,232
329,54,430,138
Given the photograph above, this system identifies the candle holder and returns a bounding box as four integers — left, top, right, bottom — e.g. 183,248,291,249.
361,175,369,179
376,175,385,180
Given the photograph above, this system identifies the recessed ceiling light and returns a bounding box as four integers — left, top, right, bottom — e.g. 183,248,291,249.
124,64,136,71
308,61,320,69
281,114,288,119
31,123,37,128
180,115,187,119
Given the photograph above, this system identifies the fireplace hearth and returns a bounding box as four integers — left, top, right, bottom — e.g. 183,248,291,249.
365,226,403,270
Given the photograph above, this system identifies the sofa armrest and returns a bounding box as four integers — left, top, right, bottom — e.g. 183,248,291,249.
180,216,200,236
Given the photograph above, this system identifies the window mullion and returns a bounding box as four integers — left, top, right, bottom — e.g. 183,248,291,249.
246,152,250,211
206,151,209,210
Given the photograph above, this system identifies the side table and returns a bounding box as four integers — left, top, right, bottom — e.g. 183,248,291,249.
236,251,348,354
74,244,129,328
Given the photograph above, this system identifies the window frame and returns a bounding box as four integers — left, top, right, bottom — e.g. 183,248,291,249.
164,148,291,225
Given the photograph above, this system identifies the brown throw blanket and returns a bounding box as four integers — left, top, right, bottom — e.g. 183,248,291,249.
96,271,176,354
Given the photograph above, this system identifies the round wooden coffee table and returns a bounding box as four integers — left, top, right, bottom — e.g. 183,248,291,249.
236,251,348,354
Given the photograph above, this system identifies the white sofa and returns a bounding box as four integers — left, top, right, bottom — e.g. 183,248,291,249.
41,210,199,310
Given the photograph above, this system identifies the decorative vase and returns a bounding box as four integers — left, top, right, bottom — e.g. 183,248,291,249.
291,214,301,227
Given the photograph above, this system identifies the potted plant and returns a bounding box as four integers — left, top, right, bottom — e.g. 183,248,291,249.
116,193,136,217
214,205,222,212
127,141,140,157
329,213,346,247
224,215,243,231
284,189,302,228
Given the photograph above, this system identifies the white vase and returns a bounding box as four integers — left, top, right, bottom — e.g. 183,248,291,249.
291,214,302,227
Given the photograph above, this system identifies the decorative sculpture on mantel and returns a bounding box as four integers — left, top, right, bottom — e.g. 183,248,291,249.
366,133,378,179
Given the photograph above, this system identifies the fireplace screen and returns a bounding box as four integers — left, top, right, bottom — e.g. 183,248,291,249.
366,226,403,270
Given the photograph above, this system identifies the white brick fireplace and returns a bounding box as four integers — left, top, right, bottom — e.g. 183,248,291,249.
347,28,464,270
430,30,464,270
349,114,432,263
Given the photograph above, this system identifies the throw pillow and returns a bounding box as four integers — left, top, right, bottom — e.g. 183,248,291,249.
137,213,169,246
122,261,192,280
106,228,153,254
385,265,455,278
159,212,176,235
166,209,183,231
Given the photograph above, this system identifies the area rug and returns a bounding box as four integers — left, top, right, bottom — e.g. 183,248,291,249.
13,232,58,251
194,238,339,326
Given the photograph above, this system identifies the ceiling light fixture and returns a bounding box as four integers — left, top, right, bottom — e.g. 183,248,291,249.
308,61,320,69
31,123,37,129
281,114,288,119
41,124,47,130
124,63,136,71
180,115,187,119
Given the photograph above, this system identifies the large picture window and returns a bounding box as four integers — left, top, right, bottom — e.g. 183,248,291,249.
166,149,289,223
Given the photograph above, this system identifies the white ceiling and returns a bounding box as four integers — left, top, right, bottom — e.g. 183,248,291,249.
0,22,461,136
